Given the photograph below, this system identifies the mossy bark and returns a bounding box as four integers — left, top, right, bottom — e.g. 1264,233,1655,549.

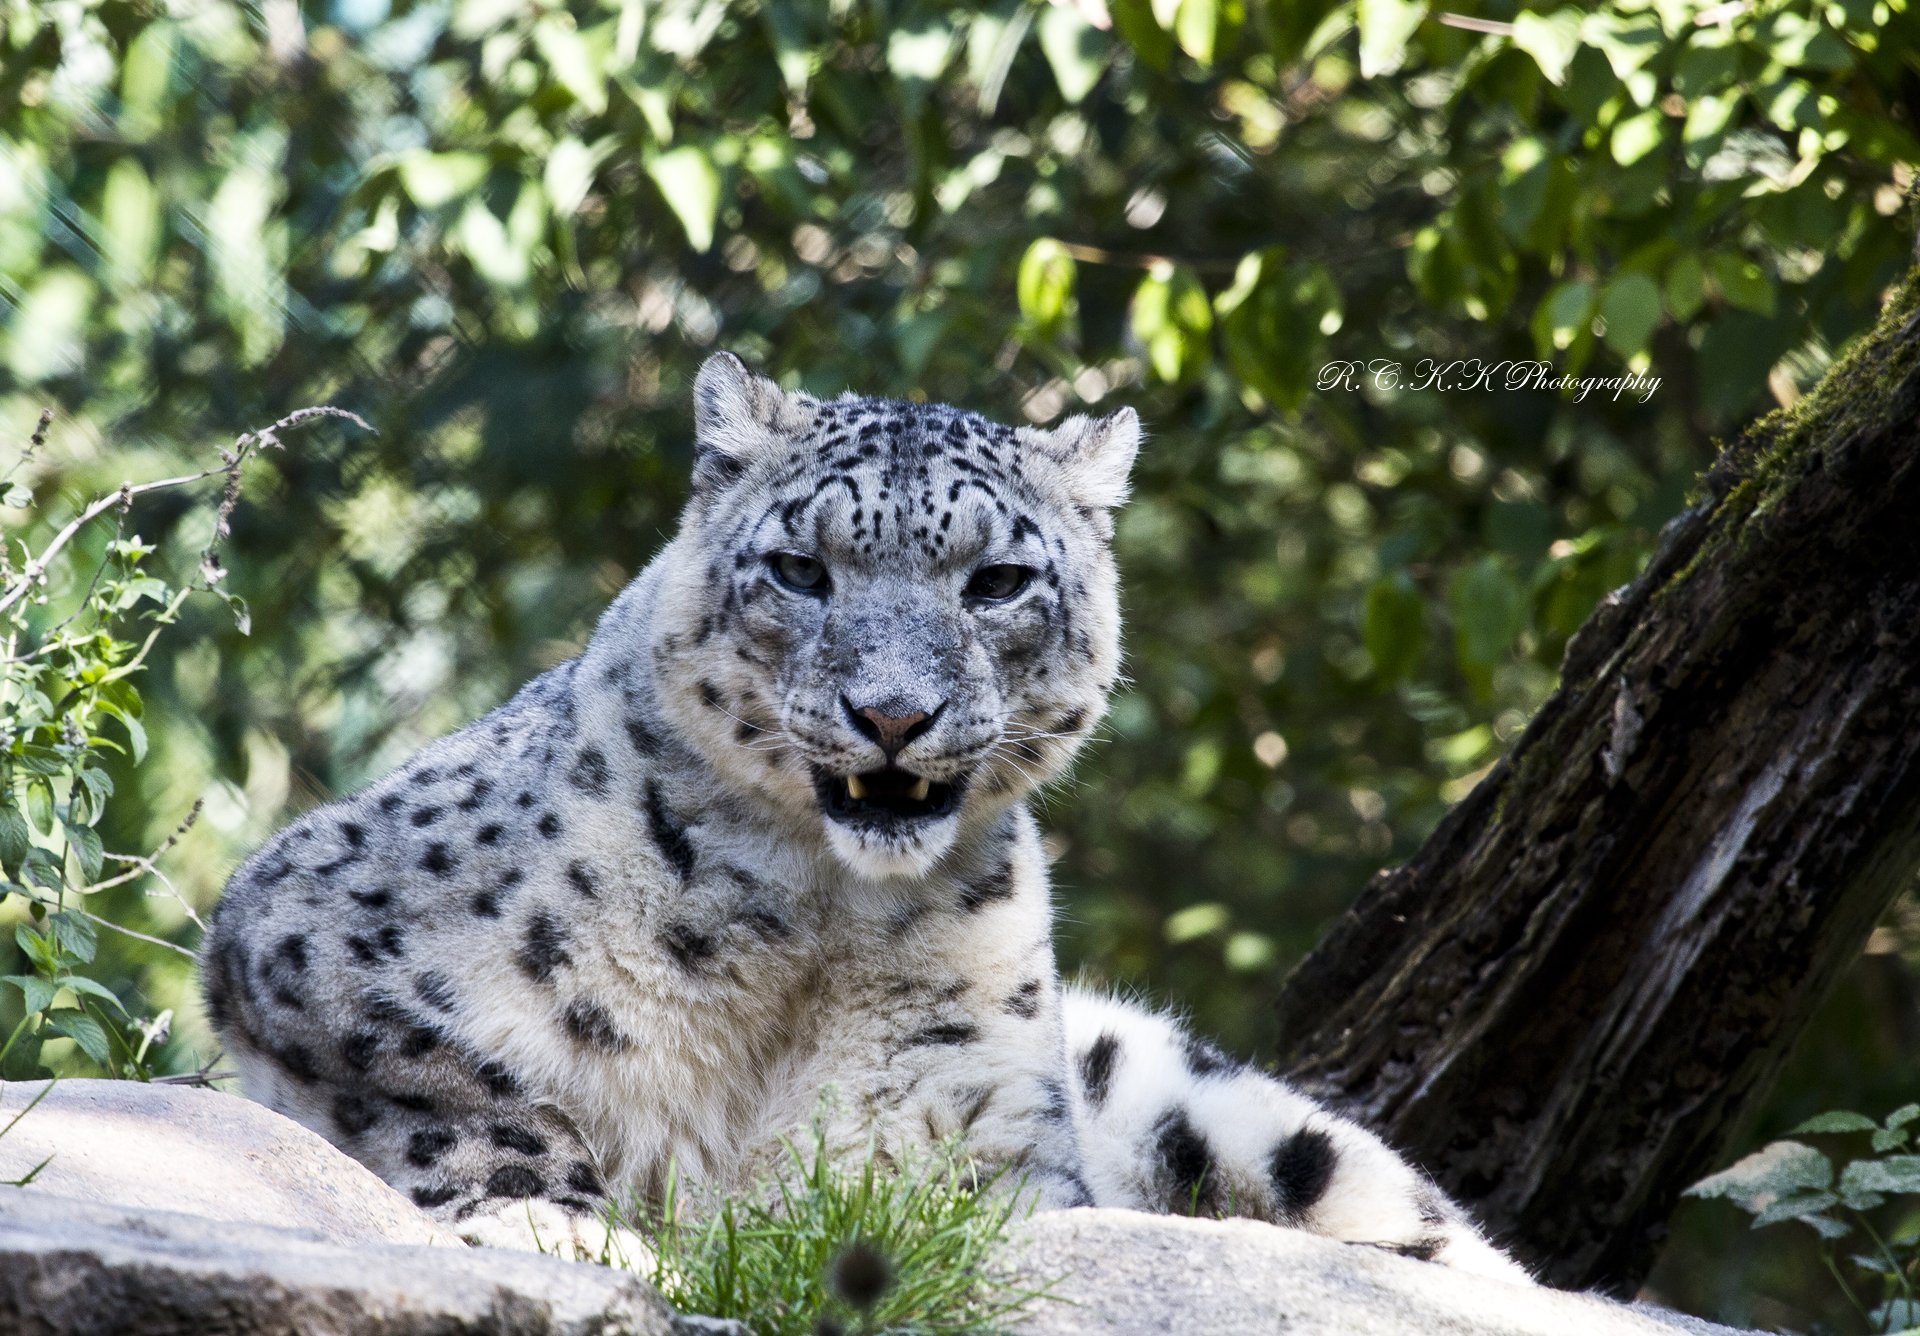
1272,272,1920,1292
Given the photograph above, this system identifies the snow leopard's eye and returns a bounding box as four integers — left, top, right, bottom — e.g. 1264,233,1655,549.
768,552,830,595
965,563,1033,602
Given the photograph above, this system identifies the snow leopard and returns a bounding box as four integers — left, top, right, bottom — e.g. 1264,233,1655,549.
200,352,1527,1281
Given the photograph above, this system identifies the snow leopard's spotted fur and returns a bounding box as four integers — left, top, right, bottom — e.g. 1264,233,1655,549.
201,354,1526,1280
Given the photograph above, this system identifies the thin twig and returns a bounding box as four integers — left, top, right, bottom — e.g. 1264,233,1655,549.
1053,241,1240,275
20,888,198,959
148,1068,238,1087
1437,12,1515,34
0,406,371,617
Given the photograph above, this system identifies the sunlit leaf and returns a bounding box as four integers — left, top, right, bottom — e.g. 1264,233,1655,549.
1512,9,1582,85
1686,1140,1833,1214
1356,0,1427,79
1017,238,1078,339
533,17,608,114
1038,5,1106,103
1609,109,1665,166
397,152,491,210
1130,265,1213,383
648,146,722,254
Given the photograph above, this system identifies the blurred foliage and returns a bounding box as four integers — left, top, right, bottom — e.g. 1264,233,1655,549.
1685,1103,1920,1333
1,0,1917,1325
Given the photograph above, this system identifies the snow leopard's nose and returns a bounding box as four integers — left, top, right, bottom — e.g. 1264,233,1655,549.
842,696,943,758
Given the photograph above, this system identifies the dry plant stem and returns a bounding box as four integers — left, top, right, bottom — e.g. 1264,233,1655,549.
0,406,372,618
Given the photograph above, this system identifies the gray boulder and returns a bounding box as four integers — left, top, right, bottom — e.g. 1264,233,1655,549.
999,1209,1759,1336
0,1079,1761,1335
0,1189,690,1336
0,1079,457,1247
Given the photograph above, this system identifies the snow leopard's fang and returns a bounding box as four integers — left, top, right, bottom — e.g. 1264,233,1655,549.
816,766,958,826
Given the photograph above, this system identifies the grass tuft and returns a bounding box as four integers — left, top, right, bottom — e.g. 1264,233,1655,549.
613,1125,1054,1336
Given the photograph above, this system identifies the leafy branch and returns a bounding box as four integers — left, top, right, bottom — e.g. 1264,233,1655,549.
1,405,371,1080
1687,1105,1920,1333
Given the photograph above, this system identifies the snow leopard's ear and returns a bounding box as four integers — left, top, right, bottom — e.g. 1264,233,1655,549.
691,352,815,489
1020,407,1141,511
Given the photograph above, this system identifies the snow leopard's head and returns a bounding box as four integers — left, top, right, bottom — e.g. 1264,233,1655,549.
651,352,1137,880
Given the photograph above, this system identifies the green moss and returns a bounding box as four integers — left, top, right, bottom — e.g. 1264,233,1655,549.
1652,268,1920,601
1727,268,1920,523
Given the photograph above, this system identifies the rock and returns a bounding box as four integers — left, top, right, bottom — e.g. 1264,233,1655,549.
999,1209,1758,1336
0,1079,458,1247
0,1190,697,1336
0,1079,1756,1336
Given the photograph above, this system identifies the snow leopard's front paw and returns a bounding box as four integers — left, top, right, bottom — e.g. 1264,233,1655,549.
457,1196,656,1270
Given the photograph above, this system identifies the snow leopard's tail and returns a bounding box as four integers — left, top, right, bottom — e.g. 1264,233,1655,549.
1059,987,1530,1282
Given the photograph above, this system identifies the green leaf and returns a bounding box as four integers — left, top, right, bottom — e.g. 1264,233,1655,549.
1448,556,1525,681
886,25,954,83
1599,273,1662,357
1,974,55,1017
396,152,491,210
99,704,147,764
1130,265,1213,383
101,157,162,287
60,975,127,1016
50,912,97,967
16,749,67,778
1017,239,1078,339
1838,1155,1920,1205
1531,279,1593,355
648,146,721,254
220,591,252,635
14,924,53,973
47,1010,111,1068
0,806,28,876
62,822,103,883
532,17,608,114
1511,10,1582,86
1109,0,1175,70
1686,1140,1833,1213
544,137,607,218
1789,1111,1878,1135
1037,5,1105,104
25,781,54,837
1356,0,1427,79
1216,249,1342,411
1709,253,1776,317
1790,1212,1853,1241
1863,1102,1914,1136
1609,109,1665,167
1665,254,1706,322
1579,11,1665,79
1364,571,1427,685
1173,0,1222,66
1751,1187,1841,1228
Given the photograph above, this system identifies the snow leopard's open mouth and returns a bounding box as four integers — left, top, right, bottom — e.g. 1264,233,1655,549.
815,766,960,827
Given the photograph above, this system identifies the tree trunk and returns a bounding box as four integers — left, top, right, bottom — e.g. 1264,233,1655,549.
1271,270,1920,1293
